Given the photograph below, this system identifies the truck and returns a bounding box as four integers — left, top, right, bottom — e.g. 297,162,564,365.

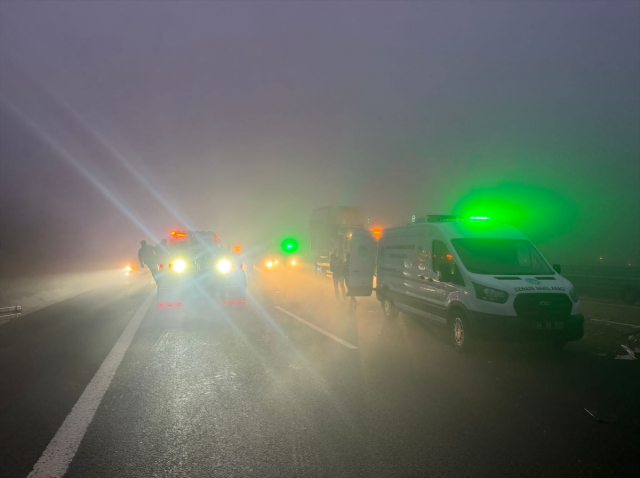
309,206,365,275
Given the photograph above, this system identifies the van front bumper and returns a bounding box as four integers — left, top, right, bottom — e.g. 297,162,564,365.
465,310,584,342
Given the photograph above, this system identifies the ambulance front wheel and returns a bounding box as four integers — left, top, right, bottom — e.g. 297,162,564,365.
450,310,475,352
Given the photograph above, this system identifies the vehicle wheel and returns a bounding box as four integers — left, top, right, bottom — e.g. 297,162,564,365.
451,311,474,352
620,285,639,305
382,298,399,319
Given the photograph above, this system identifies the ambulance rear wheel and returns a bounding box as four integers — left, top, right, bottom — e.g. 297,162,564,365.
382,298,399,319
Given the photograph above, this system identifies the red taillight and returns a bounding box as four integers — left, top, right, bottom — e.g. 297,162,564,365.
158,303,164,308
168,303,173,307
233,300,238,305
159,263,163,269
241,299,246,305
225,300,230,305
177,302,182,307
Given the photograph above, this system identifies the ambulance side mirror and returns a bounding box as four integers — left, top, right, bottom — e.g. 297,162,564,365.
552,264,562,274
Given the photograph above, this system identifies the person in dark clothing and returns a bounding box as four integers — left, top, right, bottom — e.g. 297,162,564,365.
138,240,159,284
330,252,346,299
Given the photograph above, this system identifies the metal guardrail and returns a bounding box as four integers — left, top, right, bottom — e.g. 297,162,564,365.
0,305,22,321
562,266,640,305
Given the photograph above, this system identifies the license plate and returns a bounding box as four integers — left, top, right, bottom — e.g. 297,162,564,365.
535,321,564,330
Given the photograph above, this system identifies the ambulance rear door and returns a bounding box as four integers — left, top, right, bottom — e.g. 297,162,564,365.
348,229,376,296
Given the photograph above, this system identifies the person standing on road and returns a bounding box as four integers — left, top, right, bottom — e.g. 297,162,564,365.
138,240,159,284
330,252,346,299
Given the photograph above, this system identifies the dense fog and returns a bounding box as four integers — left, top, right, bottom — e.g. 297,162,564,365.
1,1,639,280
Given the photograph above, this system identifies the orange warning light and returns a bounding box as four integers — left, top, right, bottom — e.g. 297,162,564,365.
233,244,242,253
371,227,382,239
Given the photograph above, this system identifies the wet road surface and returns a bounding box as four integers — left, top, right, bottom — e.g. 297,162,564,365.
1,268,639,477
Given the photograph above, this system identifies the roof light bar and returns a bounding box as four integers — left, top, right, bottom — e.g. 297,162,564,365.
426,215,460,223
412,215,492,224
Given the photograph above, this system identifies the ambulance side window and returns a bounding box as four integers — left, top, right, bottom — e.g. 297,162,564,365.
432,240,465,286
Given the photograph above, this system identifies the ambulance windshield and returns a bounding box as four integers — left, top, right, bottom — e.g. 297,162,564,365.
451,238,553,275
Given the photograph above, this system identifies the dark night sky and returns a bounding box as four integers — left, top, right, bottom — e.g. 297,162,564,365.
1,1,639,275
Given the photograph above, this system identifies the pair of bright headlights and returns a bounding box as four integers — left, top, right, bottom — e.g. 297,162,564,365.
168,258,232,274
265,259,296,268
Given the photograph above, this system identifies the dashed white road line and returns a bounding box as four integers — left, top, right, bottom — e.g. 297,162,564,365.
27,289,156,478
274,306,358,350
588,317,640,328
581,300,640,310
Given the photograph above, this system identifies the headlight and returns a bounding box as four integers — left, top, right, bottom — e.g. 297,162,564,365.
216,259,232,274
291,260,296,266
473,282,508,304
266,261,273,268
172,259,187,273
125,265,133,272
569,288,579,303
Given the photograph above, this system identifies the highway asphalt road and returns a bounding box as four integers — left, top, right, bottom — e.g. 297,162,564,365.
1,268,639,477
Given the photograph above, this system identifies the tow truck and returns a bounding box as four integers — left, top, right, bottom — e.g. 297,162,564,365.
156,230,247,309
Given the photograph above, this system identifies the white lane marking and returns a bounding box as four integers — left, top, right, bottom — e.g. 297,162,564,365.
588,317,640,329
27,290,155,478
581,300,640,310
274,306,358,350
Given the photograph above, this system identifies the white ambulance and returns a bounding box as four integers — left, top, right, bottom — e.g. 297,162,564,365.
356,215,584,351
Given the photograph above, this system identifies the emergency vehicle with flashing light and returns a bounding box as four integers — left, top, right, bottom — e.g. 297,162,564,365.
348,215,584,351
